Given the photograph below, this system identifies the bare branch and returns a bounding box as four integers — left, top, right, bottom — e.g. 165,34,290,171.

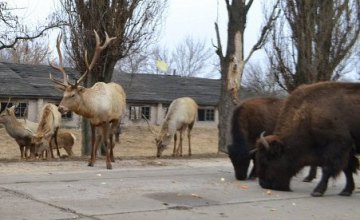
244,0,280,64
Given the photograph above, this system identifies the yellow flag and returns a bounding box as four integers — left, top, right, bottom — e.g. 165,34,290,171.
156,60,168,72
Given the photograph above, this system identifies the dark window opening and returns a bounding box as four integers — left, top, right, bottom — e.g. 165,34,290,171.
198,108,215,121
129,106,151,120
0,102,28,118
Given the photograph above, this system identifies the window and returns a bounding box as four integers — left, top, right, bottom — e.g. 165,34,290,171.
198,108,215,121
129,106,151,120
0,102,28,118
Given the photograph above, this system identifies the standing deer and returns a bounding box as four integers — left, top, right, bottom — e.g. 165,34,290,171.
36,130,76,158
33,103,62,159
154,97,198,157
49,30,126,169
0,105,36,159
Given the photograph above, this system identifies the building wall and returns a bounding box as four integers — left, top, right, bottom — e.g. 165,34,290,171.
2,98,218,129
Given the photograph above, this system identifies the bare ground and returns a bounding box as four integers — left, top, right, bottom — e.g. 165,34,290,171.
0,125,222,162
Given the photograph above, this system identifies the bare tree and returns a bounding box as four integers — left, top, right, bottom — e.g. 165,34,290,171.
172,36,215,77
59,0,167,155
115,36,218,78
0,2,63,50
242,62,285,96
214,0,280,151
0,39,51,64
267,0,360,92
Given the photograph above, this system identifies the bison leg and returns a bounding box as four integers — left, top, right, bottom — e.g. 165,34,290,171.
248,159,257,180
311,168,330,197
339,154,358,196
303,166,317,182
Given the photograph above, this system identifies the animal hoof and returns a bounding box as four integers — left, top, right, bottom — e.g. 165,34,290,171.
339,191,352,196
311,191,324,197
303,177,314,182
107,164,112,170
88,162,94,167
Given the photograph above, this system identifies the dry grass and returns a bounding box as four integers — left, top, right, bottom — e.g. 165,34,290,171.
0,125,221,161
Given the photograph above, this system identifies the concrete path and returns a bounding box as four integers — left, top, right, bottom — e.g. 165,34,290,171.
0,157,359,220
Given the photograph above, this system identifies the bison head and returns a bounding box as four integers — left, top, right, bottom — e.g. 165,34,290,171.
255,133,293,191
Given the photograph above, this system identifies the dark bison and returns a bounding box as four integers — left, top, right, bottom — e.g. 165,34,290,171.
228,97,284,180
256,81,360,197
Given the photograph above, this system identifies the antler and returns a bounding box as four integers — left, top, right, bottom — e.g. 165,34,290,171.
49,33,71,87
76,30,117,85
142,114,158,136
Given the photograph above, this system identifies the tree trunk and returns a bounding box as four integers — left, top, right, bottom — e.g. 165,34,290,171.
218,67,237,152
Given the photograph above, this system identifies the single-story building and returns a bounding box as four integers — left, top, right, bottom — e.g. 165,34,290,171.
0,62,253,128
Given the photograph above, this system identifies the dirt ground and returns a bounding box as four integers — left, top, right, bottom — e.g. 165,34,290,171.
0,125,221,161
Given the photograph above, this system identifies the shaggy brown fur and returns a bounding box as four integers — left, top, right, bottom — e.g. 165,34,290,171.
256,81,360,196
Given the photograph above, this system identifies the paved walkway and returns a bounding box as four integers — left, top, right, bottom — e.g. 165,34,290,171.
0,157,359,220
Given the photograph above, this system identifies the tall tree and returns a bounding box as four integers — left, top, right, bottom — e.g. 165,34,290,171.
214,0,280,152
267,0,360,92
59,0,167,155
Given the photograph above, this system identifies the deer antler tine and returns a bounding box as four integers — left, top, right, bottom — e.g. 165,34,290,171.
5,97,11,109
49,73,67,87
49,32,70,86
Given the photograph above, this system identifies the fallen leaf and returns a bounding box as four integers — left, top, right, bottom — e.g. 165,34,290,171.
266,190,272,195
240,185,248,189
96,173,102,177
191,193,202,198
220,177,225,182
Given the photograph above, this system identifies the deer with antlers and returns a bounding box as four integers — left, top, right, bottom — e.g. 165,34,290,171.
49,30,126,169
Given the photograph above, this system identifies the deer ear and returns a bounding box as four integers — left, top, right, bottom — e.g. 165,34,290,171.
78,86,85,93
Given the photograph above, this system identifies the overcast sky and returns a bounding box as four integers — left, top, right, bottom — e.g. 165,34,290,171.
9,0,266,61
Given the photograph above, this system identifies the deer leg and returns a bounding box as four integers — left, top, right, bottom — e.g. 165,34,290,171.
178,128,184,157
19,144,25,159
102,122,112,169
54,127,61,158
172,133,177,157
187,123,194,157
49,138,55,159
88,124,97,167
110,120,119,162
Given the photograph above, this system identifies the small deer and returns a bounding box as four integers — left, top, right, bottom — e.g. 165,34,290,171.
151,97,198,157
33,103,62,159
36,130,76,158
0,105,36,159
49,30,126,169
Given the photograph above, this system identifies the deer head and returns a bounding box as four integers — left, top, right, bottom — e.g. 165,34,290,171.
49,30,116,113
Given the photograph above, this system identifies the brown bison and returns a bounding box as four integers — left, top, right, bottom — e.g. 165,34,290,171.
228,97,284,180
256,81,360,197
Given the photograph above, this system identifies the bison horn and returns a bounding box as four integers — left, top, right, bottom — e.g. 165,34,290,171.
249,148,257,155
260,131,270,150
